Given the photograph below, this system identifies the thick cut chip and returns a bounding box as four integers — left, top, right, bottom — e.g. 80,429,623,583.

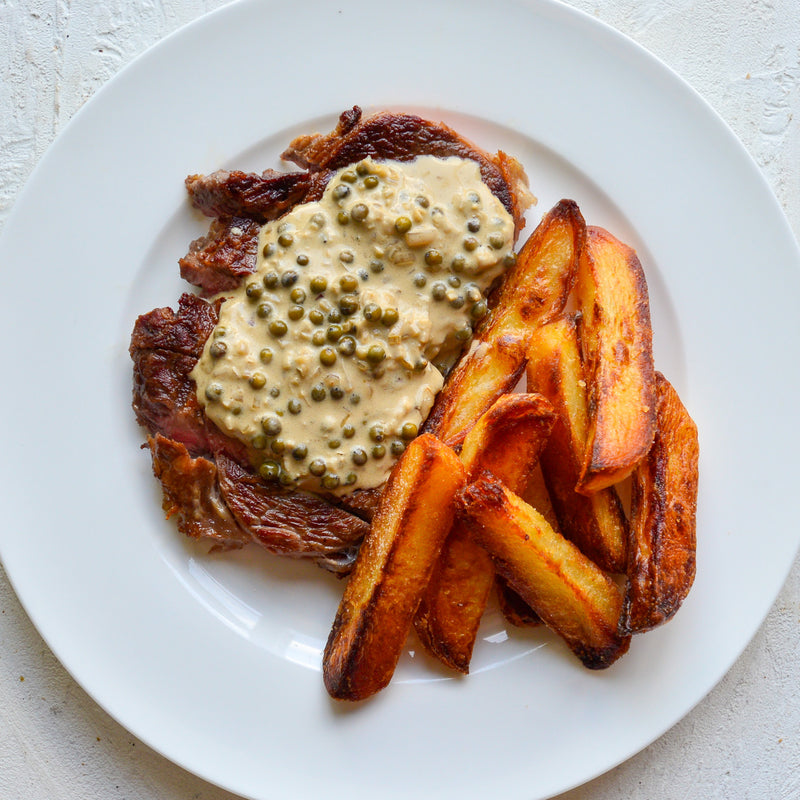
414,394,555,672
459,473,630,669
323,435,465,701
422,200,585,447
621,373,698,634
575,227,656,493
526,314,628,572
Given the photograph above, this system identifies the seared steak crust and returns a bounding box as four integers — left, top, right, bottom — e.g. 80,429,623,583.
149,436,365,571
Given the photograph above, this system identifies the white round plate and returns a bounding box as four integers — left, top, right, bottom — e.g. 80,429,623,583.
1,1,798,798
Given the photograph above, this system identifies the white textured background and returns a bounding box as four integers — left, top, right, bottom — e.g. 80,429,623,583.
1,1,799,798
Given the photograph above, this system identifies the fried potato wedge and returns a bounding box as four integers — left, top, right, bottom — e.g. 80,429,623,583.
422,199,585,447
620,373,698,634
323,435,465,701
414,393,555,672
575,227,656,494
526,314,628,572
459,473,630,669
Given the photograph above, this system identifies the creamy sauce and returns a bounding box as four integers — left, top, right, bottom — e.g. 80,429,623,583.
191,156,515,493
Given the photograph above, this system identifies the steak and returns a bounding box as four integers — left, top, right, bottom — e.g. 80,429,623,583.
133,107,532,572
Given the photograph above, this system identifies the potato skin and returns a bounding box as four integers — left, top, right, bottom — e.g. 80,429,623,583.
323,435,465,701
526,314,628,573
423,199,585,447
459,473,630,670
621,373,699,634
575,227,657,494
414,393,555,672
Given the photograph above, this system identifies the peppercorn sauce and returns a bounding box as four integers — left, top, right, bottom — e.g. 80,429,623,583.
191,156,515,494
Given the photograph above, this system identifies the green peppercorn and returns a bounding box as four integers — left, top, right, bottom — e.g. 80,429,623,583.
339,275,358,292
471,299,489,320
249,372,267,389
350,392,361,405
343,472,358,485
342,423,355,439
351,203,369,222
425,249,443,267
416,195,430,208
310,276,328,294
309,459,327,477
319,347,337,367
450,294,466,309
467,217,481,233
395,216,412,234
278,471,294,486
290,287,306,304
296,253,309,266
252,434,268,450
328,307,343,323
356,163,369,176
504,252,517,268
341,170,357,184
333,184,350,201
369,259,384,273
270,438,286,455
263,271,279,289
366,344,386,363
270,386,281,398
337,335,356,356
431,282,446,301
488,232,505,249
259,347,273,364
447,275,462,288
262,242,276,258
256,302,273,319
287,398,302,415
328,439,341,449
281,271,298,287
454,323,472,341
337,211,349,225
400,422,418,441
309,308,325,325
269,319,288,338
291,444,308,461
381,308,399,327
351,447,368,466
209,341,227,358
288,305,305,321
390,440,405,456
369,424,385,442
330,386,345,400
277,232,294,248
258,460,280,480
339,295,359,316
451,254,467,273
322,474,340,490
261,416,282,436
205,383,223,401
363,175,379,189
311,384,326,402
312,330,326,346
245,281,263,299
413,273,427,288
325,324,342,342
371,444,386,459
363,303,382,322
463,237,479,252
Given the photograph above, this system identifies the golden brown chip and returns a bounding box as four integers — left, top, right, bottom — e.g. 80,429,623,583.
422,200,585,447
414,393,555,672
574,227,657,494
620,373,698,634
323,435,465,701
459,472,630,669
526,314,628,572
